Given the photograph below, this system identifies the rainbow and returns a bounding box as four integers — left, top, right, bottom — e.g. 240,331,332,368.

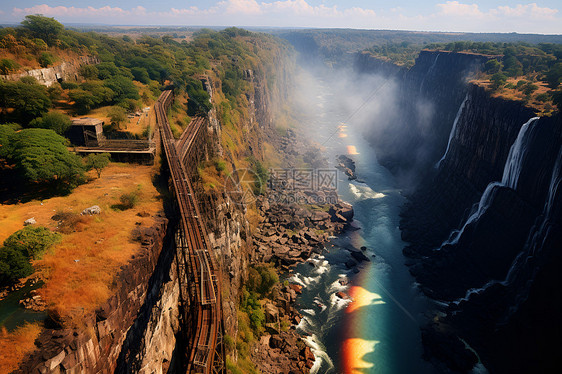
341,263,385,373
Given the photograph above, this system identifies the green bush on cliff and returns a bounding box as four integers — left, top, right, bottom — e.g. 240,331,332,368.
0,226,61,284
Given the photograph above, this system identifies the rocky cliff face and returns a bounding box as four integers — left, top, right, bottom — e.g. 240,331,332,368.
0,56,99,87
358,50,489,183
360,50,562,372
17,215,177,374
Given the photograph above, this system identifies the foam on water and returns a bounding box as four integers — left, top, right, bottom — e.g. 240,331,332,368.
328,279,348,293
303,334,335,374
329,292,353,312
349,184,386,200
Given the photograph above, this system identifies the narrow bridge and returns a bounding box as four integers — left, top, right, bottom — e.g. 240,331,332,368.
155,90,226,374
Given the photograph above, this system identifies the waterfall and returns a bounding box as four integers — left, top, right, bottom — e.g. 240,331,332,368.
419,53,440,94
503,145,562,285
439,182,503,247
435,93,469,169
436,116,541,250
501,117,540,189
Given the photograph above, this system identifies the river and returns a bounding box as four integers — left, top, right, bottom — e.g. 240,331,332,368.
288,67,437,374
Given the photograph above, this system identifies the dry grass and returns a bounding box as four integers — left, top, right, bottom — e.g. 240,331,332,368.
0,164,163,326
0,323,42,373
471,75,555,115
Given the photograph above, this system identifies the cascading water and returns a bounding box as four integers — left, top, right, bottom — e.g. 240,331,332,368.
436,116,541,250
435,93,469,169
503,145,562,286
440,182,502,247
502,117,540,189
419,53,440,94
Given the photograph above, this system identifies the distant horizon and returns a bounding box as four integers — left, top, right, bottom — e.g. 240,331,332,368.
1,22,561,38
1,1,561,35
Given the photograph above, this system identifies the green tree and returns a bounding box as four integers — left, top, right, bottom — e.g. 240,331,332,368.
484,59,502,74
28,111,72,135
0,80,51,123
38,52,55,68
0,226,61,284
104,76,139,103
86,153,111,178
503,55,523,77
544,62,562,89
490,72,508,90
21,14,64,46
79,65,99,80
68,89,96,114
552,89,562,111
0,247,34,284
521,82,539,96
131,67,151,84
185,77,212,115
7,128,85,187
109,106,127,128
4,226,61,259
0,124,16,159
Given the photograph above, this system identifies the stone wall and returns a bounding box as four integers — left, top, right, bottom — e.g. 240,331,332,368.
0,56,100,87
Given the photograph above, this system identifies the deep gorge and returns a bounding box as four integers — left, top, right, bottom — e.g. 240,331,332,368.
352,49,562,373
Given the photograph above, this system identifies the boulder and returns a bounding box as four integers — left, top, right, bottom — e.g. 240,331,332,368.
289,284,303,294
350,250,370,263
336,291,349,300
81,205,101,215
265,303,280,323
24,217,36,226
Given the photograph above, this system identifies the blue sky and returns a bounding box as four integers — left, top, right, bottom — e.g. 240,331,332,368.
0,1,561,34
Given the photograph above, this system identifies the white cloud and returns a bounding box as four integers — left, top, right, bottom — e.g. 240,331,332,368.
5,1,562,33
437,1,483,17
12,4,148,18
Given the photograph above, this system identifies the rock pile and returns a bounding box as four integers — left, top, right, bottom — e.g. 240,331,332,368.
253,198,353,268
336,154,357,180
251,283,316,374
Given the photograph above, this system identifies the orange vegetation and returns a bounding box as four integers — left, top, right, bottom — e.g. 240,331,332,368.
471,75,555,115
0,164,163,324
0,323,42,373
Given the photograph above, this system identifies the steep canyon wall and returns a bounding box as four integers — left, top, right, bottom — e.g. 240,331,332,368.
357,50,562,373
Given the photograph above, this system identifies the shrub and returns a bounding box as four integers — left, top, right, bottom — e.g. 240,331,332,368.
28,111,72,135
4,226,61,259
109,106,127,128
60,82,79,90
0,58,20,74
38,52,55,68
490,72,508,90
0,226,61,284
536,93,551,103
112,192,139,211
214,159,226,173
85,153,111,178
0,247,34,283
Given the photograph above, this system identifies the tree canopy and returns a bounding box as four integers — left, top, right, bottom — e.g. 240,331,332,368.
0,79,51,123
86,153,111,178
2,128,85,187
0,225,61,284
28,111,72,135
20,14,64,46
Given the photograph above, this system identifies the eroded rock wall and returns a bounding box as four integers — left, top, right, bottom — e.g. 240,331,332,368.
18,214,174,374
0,56,100,87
